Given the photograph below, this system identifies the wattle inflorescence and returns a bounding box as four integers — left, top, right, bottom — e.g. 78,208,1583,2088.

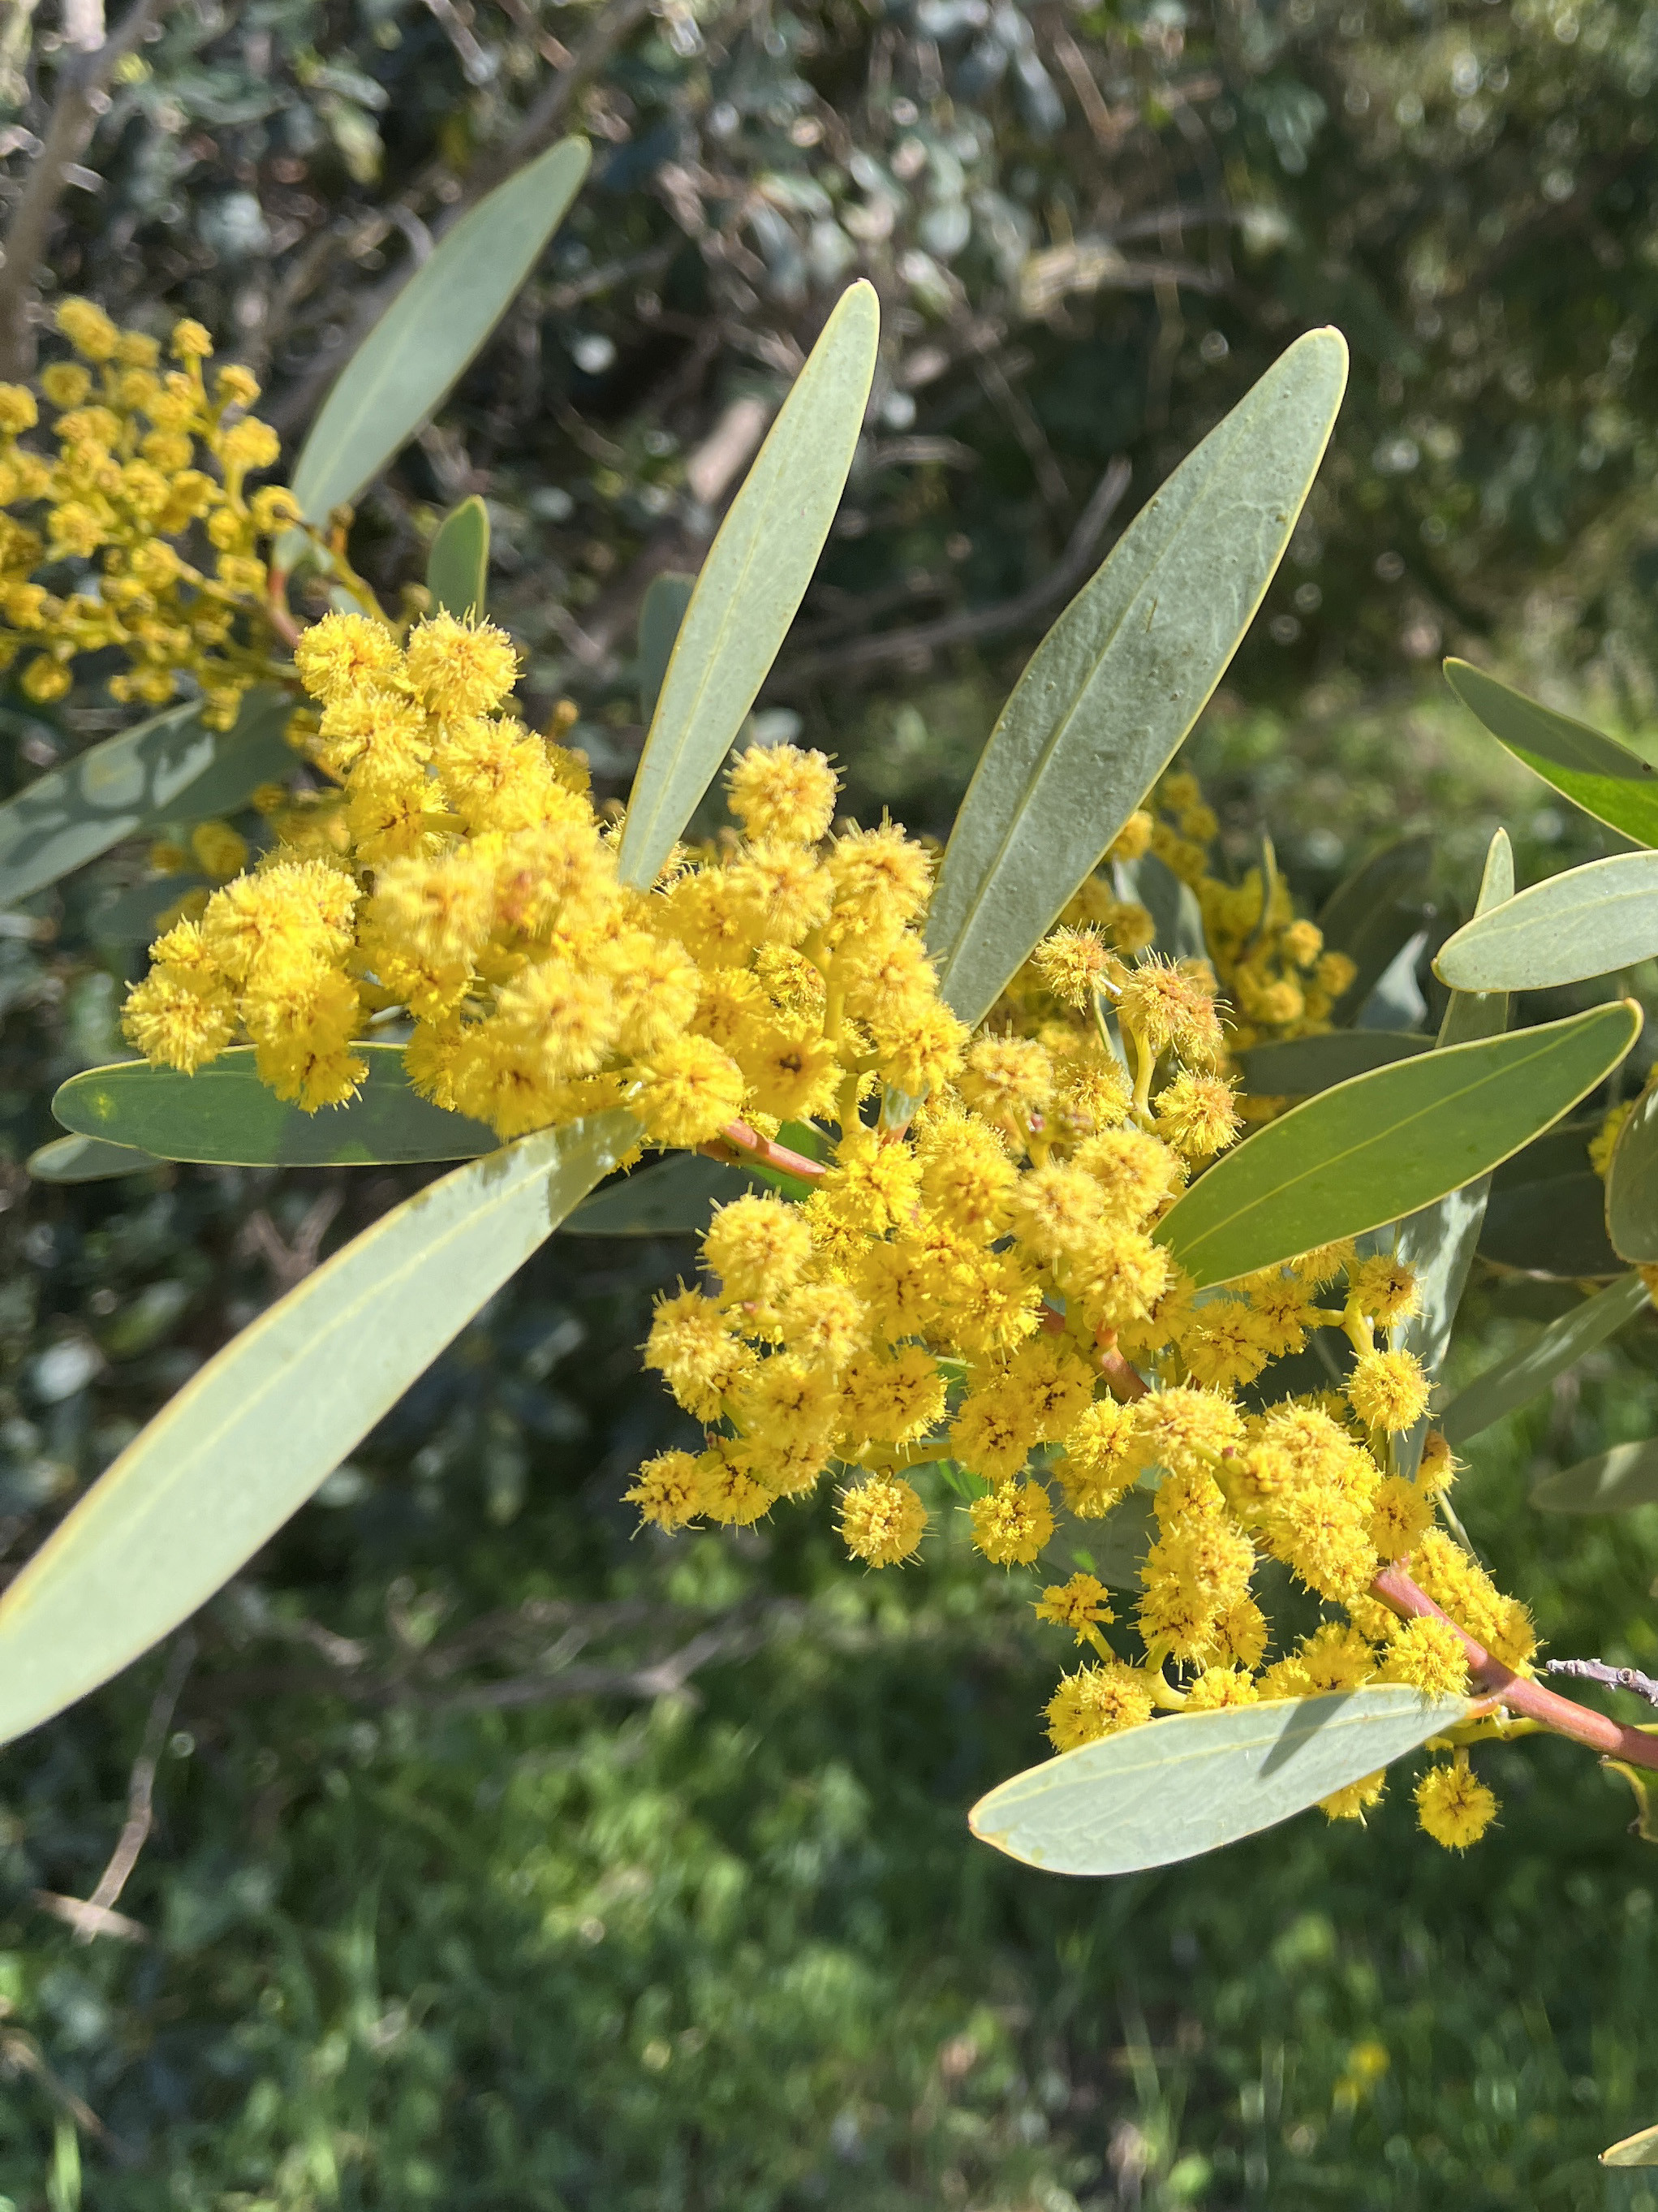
123,606,1525,1848
0,298,295,723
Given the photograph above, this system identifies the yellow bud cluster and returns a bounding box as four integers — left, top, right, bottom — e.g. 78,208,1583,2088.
0,300,296,724
118,609,1526,1849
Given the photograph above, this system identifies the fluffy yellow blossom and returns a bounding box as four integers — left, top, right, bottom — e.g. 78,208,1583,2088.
1034,1572,1114,1636
970,1479,1055,1565
1414,1761,1498,1849
1320,1770,1387,1822
626,1450,709,1530
839,1474,928,1565
1046,1662,1155,1749
1346,1347,1432,1435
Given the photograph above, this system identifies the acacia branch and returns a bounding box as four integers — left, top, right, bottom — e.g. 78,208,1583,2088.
0,0,180,378
1373,1564,1658,1771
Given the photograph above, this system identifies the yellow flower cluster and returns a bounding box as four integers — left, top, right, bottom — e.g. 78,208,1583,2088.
1143,770,1359,1048
122,607,1522,1850
0,297,295,724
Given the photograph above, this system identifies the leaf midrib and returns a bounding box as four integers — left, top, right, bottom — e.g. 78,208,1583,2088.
0,1116,631,1632
1169,1010,1630,1265
935,395,1260,997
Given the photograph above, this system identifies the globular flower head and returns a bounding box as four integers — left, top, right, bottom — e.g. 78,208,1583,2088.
969,1478,1054,1566
1035,925,1126,1011
1045,1662,1154,1749
1347,1347,1431,1436
839,1474,928,1567
727,742,839,844
703,1194,813,1304
1414,1761,1498,1850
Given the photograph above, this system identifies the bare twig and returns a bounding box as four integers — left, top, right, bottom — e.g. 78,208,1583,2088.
769,455,1132,691
0,0,182,377
52,1634,194,1946
0,2017,134,2158
1547,1657,1658,1710
236,1185,344,1294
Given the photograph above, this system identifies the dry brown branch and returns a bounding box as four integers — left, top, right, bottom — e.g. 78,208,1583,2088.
45,1633,193,1947
0,2013,134,2158
0,0,183,377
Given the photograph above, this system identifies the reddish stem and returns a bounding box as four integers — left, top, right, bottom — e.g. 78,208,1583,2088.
700,1121,826,1184
1372,1564,1658,1771
265,571,303,649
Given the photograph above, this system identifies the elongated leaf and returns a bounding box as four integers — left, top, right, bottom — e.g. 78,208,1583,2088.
1316,835,1435,1022
617,284,880,889
1436,851,1658,991
426,495,490,617
968,1687,1466,1875
1608,1082,1658,1263
1480,1171,1622,1278
1156,1002,1638,1288
1602,2124,1658,2169
54,1045,496,1166
0,689,295,910
926,328,1349,1028
27,1133,162,1184
1238,1029,1431,1096
291,137,591,524
1386,831,1514,1477
1439,1272,1648,1448
0,1110,637,1747
1445,658,1658,851
637,571,695,722
1532,1440,1658,1514
562,1149,760,1234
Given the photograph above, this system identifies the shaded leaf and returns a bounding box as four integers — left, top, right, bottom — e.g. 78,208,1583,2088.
291,137,591,524
87,874,212,949
636,571,695,722
0,689,295,911
1439,1271,1648,1447
53,1045,496,1166
1532,1440,1658,1514
1121,852,1206,961
0,1110,638,1748
562,1149,760,1234
1479,1171,1623,1278
617,283,880,890
426,494,489,617
1436,851,1658,990
927,329,1349,1028
1607,1080,1658,1264
27,1133,162,1184
968,1687,1466,1876
1316,835,1435,1023
1445,658,1658,850
1156,1002,1638,1289
1238,1029,1432,1096
1389,829,1514,1477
